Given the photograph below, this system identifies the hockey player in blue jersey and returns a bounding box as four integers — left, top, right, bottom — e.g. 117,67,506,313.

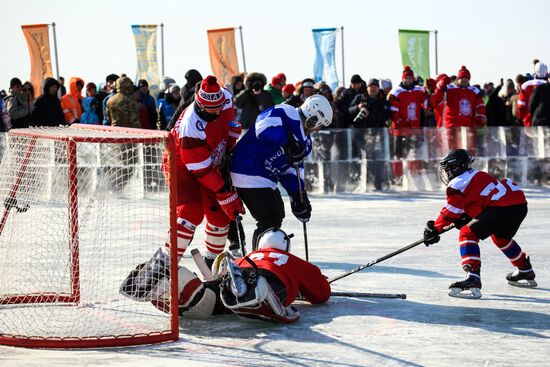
230,95,333,248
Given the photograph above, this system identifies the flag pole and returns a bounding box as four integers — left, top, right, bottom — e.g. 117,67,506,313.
51,22,60,80
160,23,165,76
237,26,247,74
433,29,438,75
340,26,345,86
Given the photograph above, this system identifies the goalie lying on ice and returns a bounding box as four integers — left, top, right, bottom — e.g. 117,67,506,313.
120,228,331,323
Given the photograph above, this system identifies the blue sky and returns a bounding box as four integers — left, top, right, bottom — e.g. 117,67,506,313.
2,0,549,91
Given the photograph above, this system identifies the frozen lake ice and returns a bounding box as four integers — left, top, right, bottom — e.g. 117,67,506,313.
2,189,550,367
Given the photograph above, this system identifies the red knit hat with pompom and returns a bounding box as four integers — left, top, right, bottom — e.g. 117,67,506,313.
196,75,226,111
402,66,414,80
457,66,471,80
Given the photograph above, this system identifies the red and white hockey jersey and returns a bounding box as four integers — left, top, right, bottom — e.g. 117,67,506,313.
388,85,427,131
237,248,331,306
170,88,235,193
433,84,486,128
434,170,527,231
518,79,547,126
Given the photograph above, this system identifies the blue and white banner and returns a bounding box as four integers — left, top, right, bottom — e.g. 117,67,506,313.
312,28,338,91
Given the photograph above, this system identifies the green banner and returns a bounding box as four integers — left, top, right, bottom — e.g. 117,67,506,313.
398,29,430,80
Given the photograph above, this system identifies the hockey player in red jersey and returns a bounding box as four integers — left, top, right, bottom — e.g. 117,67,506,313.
518,61,548,126
388,66,428,180
128,228,331,323
423,149,537,299
162,75,245,267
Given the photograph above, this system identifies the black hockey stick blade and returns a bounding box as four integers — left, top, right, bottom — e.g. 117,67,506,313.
331,291,406,299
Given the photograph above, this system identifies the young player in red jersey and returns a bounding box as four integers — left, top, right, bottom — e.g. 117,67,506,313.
424,149,537,299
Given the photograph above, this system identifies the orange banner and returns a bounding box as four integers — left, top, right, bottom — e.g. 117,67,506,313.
207,28,239,87
21,24,53,96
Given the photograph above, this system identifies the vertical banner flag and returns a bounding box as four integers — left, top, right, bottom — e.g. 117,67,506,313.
398,29,430,80
312,28,339,91
131,25,160,98
207,28,239,87
21,24,53,96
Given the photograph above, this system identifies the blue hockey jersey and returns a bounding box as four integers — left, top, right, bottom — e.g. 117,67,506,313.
230,104,312,194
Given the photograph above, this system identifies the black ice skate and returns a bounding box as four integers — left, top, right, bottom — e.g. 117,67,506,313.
506,256,537,288
448,267,482,299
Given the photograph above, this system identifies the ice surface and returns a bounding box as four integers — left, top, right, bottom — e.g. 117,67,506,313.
2,190,550,366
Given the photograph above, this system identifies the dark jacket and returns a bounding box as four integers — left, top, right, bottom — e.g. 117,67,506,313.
181,69,202,106
349,93,391,128
337,87,363,127
233,72,274,129
486,85,509,126
138,91,157,129
530,82,550,126
31,78,65,126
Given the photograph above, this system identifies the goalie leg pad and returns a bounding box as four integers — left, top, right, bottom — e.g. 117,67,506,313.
150,266,217,319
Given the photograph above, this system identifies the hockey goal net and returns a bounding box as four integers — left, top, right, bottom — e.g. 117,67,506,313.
0,124,179,348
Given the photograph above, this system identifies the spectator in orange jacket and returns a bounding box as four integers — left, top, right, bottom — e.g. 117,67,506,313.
60,77,84,124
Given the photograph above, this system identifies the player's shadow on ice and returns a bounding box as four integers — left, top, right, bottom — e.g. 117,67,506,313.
316,261,454,279
339,297,550,339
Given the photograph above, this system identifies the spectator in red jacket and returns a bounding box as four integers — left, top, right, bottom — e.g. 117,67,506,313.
518,61,548,126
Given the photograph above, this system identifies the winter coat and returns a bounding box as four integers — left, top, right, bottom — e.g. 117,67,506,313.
267,84,284,104
60,77,84,124
157,94,178,130
105,77,140,128
530,82,550,126
485,85,509,126
6,91,30,129
138,91,157,129
0,98,11,132
337,87,363,127
30,78,65,126
181,69,202,105
349,93,391,128
234,72,274,129
80,97,100,124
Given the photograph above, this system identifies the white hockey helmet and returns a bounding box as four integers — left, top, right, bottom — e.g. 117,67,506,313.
299,94,333,129
257,228,292,252
535,62,548,79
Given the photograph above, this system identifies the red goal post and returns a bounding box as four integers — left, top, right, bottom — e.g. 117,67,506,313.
0,124,179,348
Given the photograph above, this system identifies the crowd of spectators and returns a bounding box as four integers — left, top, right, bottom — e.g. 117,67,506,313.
2,58,549,134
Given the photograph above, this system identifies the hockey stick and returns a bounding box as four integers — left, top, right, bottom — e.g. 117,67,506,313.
295,165,309,261
190,248,214,281
330,291,406,299
328,223,456,284
235,215,246,257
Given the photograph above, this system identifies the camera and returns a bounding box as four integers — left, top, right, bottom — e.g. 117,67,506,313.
353,105,369,123
252,81,263,92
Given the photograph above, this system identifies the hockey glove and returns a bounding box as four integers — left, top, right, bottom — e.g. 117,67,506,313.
284,132,306,166
216,190,245,221
227,121,242,151
454,214,472,229
289,192,311,223
423,220,440,246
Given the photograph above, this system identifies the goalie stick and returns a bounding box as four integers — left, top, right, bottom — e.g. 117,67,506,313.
190,249,214,281
330,291,406,299
329,223,456,284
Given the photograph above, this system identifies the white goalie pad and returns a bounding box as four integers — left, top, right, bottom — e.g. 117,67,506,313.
150,266,217,319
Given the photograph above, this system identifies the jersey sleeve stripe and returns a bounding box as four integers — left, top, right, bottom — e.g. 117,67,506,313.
444,203,464,214
185,157,212,171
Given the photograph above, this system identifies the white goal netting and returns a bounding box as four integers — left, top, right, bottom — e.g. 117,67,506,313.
0,125,178,347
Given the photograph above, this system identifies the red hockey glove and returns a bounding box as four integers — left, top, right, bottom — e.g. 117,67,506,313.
228,121,242,151
216,190,245,221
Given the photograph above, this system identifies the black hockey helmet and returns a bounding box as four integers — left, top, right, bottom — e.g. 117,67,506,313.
439,149,474,185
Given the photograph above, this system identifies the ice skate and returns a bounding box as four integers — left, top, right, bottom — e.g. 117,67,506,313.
448,267,482,299
507,256,537,288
